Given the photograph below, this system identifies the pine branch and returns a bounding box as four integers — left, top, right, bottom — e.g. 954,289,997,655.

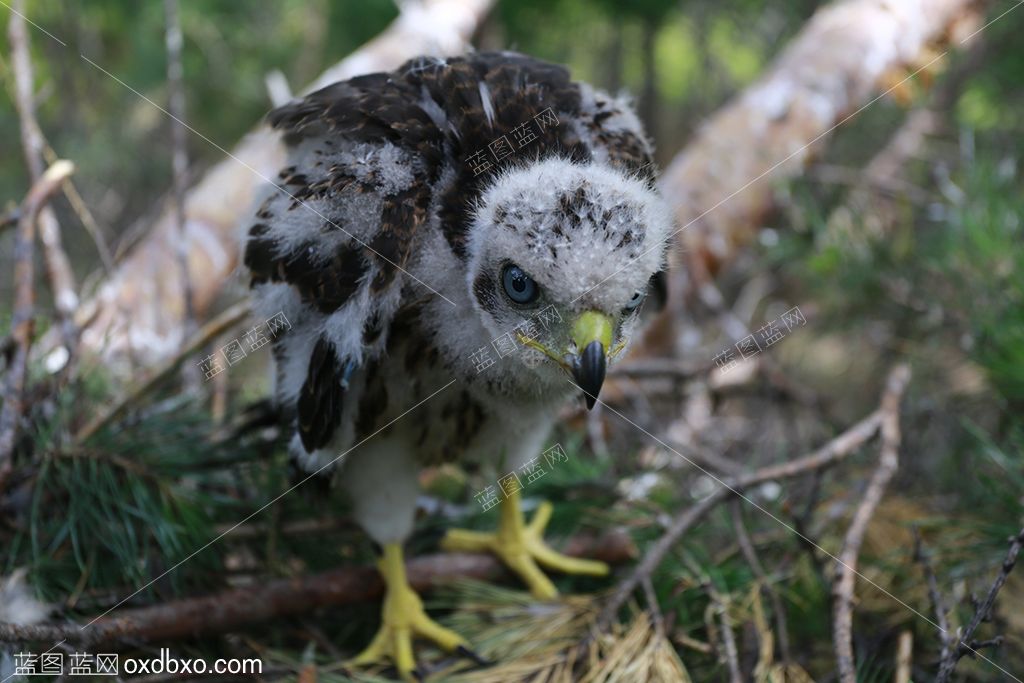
74,300,251,443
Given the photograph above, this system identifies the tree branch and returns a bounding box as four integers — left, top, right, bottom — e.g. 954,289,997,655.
9,0,79,357
731,498,791,662
935,526,1024,682
833,365,910,683
706,581,743,683
0,160,76,482
914,528,953,665
597,398,889,630
0,530,634,646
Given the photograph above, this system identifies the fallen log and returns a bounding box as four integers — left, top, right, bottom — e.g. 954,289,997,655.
660,0,979,268
644,0,981,356
0,529,635,647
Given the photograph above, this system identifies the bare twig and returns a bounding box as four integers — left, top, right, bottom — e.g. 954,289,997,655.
640,575,663,636
164,0,198,378
935,526,1024,682
74,300,251,443
913,529,953,664
1,207,19,232
41,142,114,274
0,530,634,646
705,581,742,683
0,160,75,481
690,256,825,415
833,365,910,683
9,0,79,355
665,437,744,477
894,630,913,683
598,404,885,630
731,499,791,662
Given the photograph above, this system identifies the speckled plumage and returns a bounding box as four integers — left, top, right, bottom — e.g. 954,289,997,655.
243,51,673,545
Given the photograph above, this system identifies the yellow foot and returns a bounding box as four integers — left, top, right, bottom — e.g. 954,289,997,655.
441,491,609,600
348,544,470,682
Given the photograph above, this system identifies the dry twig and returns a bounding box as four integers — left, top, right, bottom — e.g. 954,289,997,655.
598,401,887,630
705,582,742,683
833,365,910,683
41,142,115,274
895,630,913,683
934,526,1024,682
731,499,791,662
9,0,79,355
163,0,197,346
0,160,75,483
913,528,953,664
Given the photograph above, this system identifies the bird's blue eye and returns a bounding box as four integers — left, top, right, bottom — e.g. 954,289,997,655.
623,290,645,312
502,264,539,305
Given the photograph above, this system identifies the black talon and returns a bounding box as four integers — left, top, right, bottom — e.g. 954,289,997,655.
456,645,492,667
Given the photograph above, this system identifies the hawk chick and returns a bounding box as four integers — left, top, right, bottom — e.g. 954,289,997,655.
243,51,673,679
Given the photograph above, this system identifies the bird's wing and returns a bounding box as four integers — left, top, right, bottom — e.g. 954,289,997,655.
244,75,443,454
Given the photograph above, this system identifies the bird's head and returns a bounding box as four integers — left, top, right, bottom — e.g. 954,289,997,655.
466,158,673,408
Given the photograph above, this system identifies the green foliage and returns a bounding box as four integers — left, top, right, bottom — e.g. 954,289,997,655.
0,0,398,254
6,390,232,602
934,154,1024,403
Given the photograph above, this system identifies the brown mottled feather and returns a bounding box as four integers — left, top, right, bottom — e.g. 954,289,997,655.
297,337,345,452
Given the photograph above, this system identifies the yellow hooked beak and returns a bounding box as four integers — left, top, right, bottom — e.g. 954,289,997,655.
568,311,613,410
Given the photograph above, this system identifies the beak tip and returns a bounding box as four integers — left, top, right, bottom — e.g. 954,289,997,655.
572,340,606,411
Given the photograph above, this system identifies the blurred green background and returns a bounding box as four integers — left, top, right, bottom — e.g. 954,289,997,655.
1,1,1023,681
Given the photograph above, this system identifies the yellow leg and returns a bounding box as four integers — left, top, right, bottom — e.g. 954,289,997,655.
441,489,609,600
349,543,468,681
